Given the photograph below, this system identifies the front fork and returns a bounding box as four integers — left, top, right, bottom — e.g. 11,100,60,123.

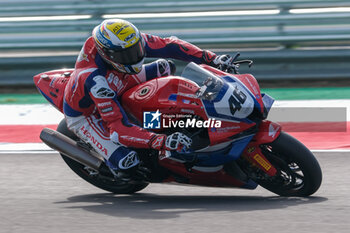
242,120,282,176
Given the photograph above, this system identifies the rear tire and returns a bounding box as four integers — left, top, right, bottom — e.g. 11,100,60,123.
257,131,322,196
57,119,149,194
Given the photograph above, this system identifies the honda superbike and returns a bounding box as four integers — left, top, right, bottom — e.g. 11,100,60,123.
34,54,322,196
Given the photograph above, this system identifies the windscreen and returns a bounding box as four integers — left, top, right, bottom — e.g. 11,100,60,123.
181,62,223,101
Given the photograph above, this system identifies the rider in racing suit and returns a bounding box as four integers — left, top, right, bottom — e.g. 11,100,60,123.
63,19,233,179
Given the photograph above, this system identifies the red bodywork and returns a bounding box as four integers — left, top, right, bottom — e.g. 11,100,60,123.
122,65,280,185
122,65,280,145
34,65,281,189
33,69,74,112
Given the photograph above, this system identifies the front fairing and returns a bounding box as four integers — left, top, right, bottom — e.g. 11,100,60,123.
178,63,278,164
181,63,271,123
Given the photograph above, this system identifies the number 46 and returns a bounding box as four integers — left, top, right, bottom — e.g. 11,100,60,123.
228,86,247,115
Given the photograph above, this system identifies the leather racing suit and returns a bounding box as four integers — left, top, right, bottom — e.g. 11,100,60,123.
63,33,218,170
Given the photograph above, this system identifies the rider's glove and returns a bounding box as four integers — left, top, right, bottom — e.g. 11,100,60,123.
211,54,233,70
149,132,192,153
156,59,176,77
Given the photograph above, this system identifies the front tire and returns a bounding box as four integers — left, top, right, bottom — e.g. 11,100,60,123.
257,131,322,196
57,119,149,194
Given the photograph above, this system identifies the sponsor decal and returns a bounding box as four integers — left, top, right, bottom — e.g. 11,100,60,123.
100,24,110,39
247,146,255,153
91,76,115,99
77,49,89,62
213,125,241,133
180,109,195,114
102,29,110,39
80,125,108,156
253,154,271,171
245,76,259,95
49,77,56,88
107,73,114,83
101,112,116,117
118,151,139,169
97,101,112,107
113,78,124,93
112,24,129,35
125,33,135,42
151,136,164,149
268,124,279,138
157,59,169,76
95,87,115,98
96,32,111,47
120,135,150,144
101,107,113,113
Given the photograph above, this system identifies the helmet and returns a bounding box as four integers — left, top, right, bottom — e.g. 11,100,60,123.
92,19,145,74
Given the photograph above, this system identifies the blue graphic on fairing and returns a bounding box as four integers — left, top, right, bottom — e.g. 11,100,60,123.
38,88,55,106
227,135,254,160
202,75,262,124
221,75,262,113
201,81,252,123
171,134,254,167
168,94,177,102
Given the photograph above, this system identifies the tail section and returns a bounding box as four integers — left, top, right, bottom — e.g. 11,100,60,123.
33,69,74,112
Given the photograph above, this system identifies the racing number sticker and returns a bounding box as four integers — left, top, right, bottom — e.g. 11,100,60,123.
211,82,254,120
228,86,247,115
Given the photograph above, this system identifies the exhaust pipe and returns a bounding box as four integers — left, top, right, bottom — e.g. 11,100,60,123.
40,128,103,170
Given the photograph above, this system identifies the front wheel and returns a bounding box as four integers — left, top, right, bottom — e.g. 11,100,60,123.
256,131,322,196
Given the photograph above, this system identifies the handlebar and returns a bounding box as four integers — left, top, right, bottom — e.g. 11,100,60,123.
223,52,253,74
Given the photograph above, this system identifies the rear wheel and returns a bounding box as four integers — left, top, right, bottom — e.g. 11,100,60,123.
255,131,322,196
57,119,149,194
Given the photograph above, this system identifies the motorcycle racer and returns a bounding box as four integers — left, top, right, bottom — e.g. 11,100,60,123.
63,19,232,179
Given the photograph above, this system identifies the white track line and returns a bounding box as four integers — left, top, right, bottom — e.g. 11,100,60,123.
0,142,349,154
1,100,350,125
0,104,63,125
1,100,350,152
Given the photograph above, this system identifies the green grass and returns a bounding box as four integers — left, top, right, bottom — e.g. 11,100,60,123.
261,87,350,100
0,94,46,104
1,87,350,104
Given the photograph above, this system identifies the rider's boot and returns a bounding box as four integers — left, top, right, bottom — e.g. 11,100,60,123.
106,147,149,182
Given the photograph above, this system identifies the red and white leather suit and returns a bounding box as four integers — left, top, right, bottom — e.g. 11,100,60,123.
63,33,217,168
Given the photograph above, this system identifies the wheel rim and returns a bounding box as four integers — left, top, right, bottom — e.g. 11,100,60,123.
259,145,306,192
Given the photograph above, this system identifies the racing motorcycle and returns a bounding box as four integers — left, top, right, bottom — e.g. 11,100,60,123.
34,54,322,197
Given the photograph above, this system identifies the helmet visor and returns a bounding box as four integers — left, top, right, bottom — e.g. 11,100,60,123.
105,39,145,65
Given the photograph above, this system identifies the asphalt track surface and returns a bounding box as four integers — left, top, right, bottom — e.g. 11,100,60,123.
0,152,349,233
